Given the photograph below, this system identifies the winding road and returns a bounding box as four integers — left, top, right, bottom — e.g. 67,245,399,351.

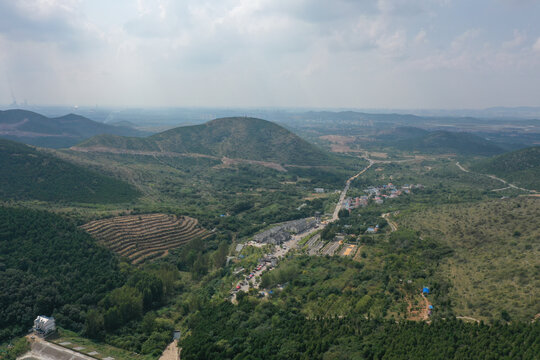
456,162,538,194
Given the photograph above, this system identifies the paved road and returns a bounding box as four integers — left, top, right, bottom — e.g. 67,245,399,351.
332,158,374,221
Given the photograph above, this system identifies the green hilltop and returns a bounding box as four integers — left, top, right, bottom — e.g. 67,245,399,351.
0,138,139,203
470,146,540,190
78,117,338,166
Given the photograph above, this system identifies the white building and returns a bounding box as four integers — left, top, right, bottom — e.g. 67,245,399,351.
33,315,56,335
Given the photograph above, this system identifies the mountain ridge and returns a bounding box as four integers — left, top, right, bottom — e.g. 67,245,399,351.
76,117,337,166
0,109,149,148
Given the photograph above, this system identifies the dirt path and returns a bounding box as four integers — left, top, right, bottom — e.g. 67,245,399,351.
456,316,481,323
19,337,95,360
70,146,287,172
382,213,398,232
159,340,180,360
405,292,431,321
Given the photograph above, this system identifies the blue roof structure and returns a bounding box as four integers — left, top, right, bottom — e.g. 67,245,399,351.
422,287,430,294
428,305,434,309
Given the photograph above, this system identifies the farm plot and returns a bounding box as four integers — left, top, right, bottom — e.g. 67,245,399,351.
82,213,209,264
339,244,357,257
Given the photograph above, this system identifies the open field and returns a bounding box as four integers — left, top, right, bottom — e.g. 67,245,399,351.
398,197,540,321
82,213,209,264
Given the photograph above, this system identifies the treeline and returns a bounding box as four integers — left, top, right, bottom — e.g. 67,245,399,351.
182,300,540,359
83,267,176,357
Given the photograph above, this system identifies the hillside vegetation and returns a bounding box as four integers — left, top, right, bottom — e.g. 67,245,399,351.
470,146,540,190
393,130,505,156
398,197,540,321
0,109,147,148
0,207,124,342
82,214,210,264
77,117,337,166
0,139,139,203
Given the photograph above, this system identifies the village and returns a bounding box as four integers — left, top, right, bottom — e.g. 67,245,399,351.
342,183,424,209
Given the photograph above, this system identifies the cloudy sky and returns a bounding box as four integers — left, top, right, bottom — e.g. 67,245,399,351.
1,0,540,109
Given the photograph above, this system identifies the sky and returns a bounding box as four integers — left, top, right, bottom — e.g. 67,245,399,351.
1,0,540,109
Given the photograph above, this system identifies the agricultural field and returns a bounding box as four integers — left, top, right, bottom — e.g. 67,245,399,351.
397,197,540,322
82,213,209,264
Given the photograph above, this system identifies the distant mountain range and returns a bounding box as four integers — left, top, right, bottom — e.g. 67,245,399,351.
470,146,540,190
76,117,337,166
0,109,149,148
0,138,139,203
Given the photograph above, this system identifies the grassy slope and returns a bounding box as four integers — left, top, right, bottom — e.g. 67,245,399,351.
470,146,540,190
398,197,539,321
78,117,340,166
0,139,139,204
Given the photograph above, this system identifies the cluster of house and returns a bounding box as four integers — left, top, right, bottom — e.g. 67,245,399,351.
254,218,318,245
342,183,424,210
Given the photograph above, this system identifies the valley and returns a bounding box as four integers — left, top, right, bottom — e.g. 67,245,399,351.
1,112,539,360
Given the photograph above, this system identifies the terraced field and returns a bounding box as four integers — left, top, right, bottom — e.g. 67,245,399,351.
82,213,209,264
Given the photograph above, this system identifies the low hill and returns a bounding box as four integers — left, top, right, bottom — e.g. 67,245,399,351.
470,146,540,190
375,126,429,141
0,139,139,203
393,130,505,156
77,117,336,166
0,207,124,341
0,109,148,148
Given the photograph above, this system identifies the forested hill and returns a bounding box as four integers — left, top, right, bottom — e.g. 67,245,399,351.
393,130,505,156
0,207,124,342
0,109,147,148
77,117,337,166
470,146,540,190
0,139,139,203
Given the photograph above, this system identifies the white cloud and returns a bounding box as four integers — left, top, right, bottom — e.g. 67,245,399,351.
1,0,540,108
533,37,540,52
502,29,526,49
414,29,427,44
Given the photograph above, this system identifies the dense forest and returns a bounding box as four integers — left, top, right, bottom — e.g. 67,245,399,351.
182,300,540,359
0,207,124,342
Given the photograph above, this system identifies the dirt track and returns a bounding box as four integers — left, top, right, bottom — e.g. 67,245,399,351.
159,340,180,360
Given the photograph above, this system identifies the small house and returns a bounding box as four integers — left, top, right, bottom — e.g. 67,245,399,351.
422,287,430,294
33,315,56,335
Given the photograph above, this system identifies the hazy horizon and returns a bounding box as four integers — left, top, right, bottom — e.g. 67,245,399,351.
1,0,540,109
